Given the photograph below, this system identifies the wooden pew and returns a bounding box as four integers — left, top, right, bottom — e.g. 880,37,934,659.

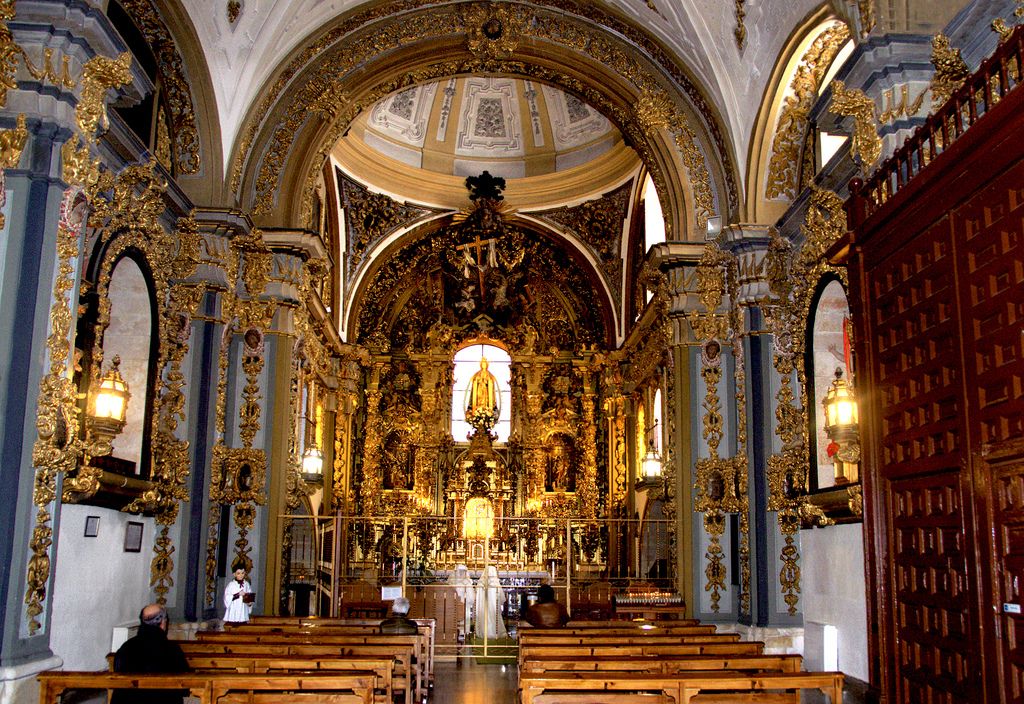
517,640,764,670
182,653,394,702
518,624,718,638
517,632,741,647
518,670,845,704
194,632,423,698
245,617,436,686
37,670,376,704
179,642,414,704
520,653,803,674
218,621,434,687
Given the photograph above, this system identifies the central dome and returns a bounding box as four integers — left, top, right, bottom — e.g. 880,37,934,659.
349,76,623,180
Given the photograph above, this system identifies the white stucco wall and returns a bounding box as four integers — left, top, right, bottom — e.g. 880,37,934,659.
50,504,156,670
800,522,869,682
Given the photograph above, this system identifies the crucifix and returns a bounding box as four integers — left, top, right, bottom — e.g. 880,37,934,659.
458,234,494,299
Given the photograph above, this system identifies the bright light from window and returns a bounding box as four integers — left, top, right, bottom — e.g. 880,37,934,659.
452,343,512,443
818,131,849,169
643,175,666,252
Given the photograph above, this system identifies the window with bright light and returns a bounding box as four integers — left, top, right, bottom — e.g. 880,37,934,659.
452,343,512,443
642,174,666,252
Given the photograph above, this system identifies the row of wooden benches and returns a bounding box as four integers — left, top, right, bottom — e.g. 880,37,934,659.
38,616,436,704
516,620,844,704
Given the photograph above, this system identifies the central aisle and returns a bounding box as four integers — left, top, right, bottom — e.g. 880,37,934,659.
431,660,519,704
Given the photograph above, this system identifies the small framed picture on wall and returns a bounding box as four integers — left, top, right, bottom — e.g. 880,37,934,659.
124,521,144,553
84,515,100,538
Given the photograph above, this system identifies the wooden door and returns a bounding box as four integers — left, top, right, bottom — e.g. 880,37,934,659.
985,441,1024,703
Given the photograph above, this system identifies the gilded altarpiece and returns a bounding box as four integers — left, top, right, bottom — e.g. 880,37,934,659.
342,177,628,571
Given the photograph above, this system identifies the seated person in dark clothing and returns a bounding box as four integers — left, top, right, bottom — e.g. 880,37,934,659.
379,596,419,635
112,604,190,704
524,584,570,627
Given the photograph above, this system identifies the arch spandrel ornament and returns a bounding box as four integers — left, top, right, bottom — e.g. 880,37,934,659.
231,1,734,241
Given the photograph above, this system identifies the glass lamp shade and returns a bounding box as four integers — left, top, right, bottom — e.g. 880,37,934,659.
91,356,130,424
823,367,858,433
301,447,324,478
463,496,495,540
641,442,663,479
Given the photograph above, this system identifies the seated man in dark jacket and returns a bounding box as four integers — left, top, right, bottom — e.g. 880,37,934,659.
112,604,190,704
524,584,570,627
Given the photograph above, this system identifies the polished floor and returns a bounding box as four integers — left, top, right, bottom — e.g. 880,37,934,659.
432,660,519,704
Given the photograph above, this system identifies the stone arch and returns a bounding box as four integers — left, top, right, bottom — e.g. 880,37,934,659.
117,0,225,198
745,5,852,224
230,1,737,242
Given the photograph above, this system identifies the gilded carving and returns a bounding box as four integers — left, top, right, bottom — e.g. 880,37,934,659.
17,46,77,89
0,112,27,227
765,25,850,200
338,173,443,283
532,181,632,304
930,34,970,106
462,3,528,61
857,0,876,36
734,0,747,49
0,2,27,229
118,0,202,174
76,53,132,139
25,188,87,634
829,80,882,172
764,188,847,614
878,84,927,125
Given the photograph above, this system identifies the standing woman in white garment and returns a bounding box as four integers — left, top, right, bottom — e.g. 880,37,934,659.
223,566,255,624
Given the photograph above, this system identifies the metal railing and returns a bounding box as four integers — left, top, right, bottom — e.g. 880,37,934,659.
280,515,675,658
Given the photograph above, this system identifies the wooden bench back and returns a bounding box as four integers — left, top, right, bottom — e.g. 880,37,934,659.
520,653,803,674
37,670,376,704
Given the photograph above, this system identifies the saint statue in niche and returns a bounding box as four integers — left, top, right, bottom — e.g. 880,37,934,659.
545,438,575,492
465,358,499,430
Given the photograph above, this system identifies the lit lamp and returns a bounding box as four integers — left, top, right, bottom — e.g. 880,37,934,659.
641,440,663,479
88,355,130,456
463,495,494,540
301,446,324,484
822,367,860,484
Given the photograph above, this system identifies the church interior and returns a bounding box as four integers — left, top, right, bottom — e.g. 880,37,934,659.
0,0,1022,702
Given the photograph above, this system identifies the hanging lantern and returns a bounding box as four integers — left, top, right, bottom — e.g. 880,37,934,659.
641,439,663,479
88,355,130,454
821,367,860,484
301,446,324,482
822,367,858,434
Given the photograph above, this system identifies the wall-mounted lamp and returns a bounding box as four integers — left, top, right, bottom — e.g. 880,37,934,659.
301,446,324,484
88,355,130,456
822,367,860,484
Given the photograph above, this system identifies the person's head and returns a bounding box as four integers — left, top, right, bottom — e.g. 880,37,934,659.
139,604,168,631
536,584,556,604
480,358,488,370
391,597,411,616
233,567,246,582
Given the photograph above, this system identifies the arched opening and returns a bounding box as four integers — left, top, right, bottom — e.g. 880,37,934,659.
453,342,511,443
807,277,852,490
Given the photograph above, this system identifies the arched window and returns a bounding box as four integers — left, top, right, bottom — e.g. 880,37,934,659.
808,278,852,490
103,255,157,474
642,174,666,251
452,343,511,442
